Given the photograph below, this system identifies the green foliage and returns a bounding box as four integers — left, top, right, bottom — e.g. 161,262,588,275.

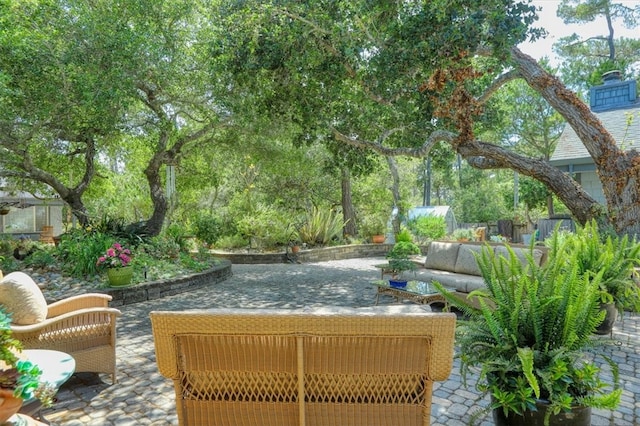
406,216,447,241
56,230,115,277
451,228,475,241
215,234,249,250
297,207,345,246
386,238,421,275
236,206,292,248
395,228,413,243
434,234,621,420
560,220,640,312
164,223,197,253
193,214,223,246
0,308,55,406
22,246,57,270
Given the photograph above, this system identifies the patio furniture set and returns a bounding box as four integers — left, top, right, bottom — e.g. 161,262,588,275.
0,254,462,425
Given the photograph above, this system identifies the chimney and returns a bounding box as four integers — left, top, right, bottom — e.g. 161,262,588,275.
602,70,622,84
590,70,637,112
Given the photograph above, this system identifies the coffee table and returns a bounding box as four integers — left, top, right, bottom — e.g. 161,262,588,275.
372,280,455,306
19,350,76,425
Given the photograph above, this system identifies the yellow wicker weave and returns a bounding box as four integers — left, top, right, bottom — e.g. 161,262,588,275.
11,293,122,384
151,306,456,425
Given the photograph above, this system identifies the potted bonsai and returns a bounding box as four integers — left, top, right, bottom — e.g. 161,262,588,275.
386,229,421,288
0,308,55,422
434,232,621,425
559,220,640,334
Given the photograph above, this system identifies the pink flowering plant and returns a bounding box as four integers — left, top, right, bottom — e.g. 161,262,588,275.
96,243,132,269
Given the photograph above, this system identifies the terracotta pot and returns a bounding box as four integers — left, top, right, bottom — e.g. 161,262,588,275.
291,245,300,254
0,389,23,423
371,235,385,244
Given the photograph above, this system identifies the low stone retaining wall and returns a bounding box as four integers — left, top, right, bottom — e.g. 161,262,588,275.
104,259,232,307
213,243,394,264
105,244,398,306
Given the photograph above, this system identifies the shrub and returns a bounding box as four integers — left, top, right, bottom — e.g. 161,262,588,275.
193,214,223,246
216,234,249,250
236,207,291,248
56,230,115,277
406,216,446,241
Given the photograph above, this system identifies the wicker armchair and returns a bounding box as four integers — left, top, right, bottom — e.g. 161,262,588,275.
151,306,456,426
11,293,122,384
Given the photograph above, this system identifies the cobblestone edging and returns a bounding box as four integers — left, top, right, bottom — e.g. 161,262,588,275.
102,259,232,307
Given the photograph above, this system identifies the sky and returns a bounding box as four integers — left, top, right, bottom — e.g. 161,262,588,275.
519,0,640,63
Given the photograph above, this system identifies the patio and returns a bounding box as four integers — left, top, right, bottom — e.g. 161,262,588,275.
41,258,640,425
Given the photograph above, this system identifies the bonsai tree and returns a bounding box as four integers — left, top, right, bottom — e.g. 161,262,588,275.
434,234,621,425
386,229,421,278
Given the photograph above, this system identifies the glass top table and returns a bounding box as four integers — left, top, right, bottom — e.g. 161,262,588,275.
19,350,76,424
372,280,455,306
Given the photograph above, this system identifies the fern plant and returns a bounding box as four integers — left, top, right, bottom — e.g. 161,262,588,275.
434,234,621,424
559,220,640,313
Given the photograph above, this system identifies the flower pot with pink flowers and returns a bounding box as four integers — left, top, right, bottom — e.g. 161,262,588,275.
96,243,134,287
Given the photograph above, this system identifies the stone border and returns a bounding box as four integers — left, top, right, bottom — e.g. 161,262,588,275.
104,259,232,307
212,243,394,264
103,244,398,306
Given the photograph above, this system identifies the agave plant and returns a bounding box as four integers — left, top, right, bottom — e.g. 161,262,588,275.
297,207,345,246
434,232,621,424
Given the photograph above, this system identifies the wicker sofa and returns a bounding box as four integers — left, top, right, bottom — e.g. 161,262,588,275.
151,305,457,426
401,241,547,294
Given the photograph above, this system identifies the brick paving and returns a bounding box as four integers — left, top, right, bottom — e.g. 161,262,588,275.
39,258,640,425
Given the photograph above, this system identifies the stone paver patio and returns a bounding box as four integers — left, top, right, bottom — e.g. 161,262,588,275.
40,258,640,425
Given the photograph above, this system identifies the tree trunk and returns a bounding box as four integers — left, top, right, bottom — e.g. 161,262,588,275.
144,154,169,237
341,167,357,237
386,156,401,235
511,47,640,237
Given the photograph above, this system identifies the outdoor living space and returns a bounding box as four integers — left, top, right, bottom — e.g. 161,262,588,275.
38,258,640,426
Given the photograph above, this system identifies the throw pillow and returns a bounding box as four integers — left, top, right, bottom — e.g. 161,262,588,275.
0,272,48,325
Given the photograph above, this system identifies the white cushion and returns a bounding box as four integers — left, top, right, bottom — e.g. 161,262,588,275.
0,272,48,325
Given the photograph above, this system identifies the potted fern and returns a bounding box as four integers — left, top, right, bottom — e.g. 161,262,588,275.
558,220,640,335
435,233,621,425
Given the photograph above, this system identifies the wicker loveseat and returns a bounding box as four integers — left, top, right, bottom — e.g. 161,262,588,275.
151,305,457,426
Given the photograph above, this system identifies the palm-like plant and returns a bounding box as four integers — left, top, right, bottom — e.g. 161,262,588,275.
435,233,621,424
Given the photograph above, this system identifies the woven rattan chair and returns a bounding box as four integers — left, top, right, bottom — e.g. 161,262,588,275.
11,293,122,384
151,306,456,426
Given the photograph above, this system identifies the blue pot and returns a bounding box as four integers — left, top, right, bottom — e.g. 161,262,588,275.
389,279,408,289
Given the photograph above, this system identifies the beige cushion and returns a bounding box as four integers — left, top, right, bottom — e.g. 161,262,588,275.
0,272,48,325
454,245,486,276
424,242,460,272
493,246,544,270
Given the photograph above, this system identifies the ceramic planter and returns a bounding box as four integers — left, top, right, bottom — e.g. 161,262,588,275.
493,400,591,426
107,266,134,287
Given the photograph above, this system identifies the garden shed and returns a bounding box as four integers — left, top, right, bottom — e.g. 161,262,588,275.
407,206,457,235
